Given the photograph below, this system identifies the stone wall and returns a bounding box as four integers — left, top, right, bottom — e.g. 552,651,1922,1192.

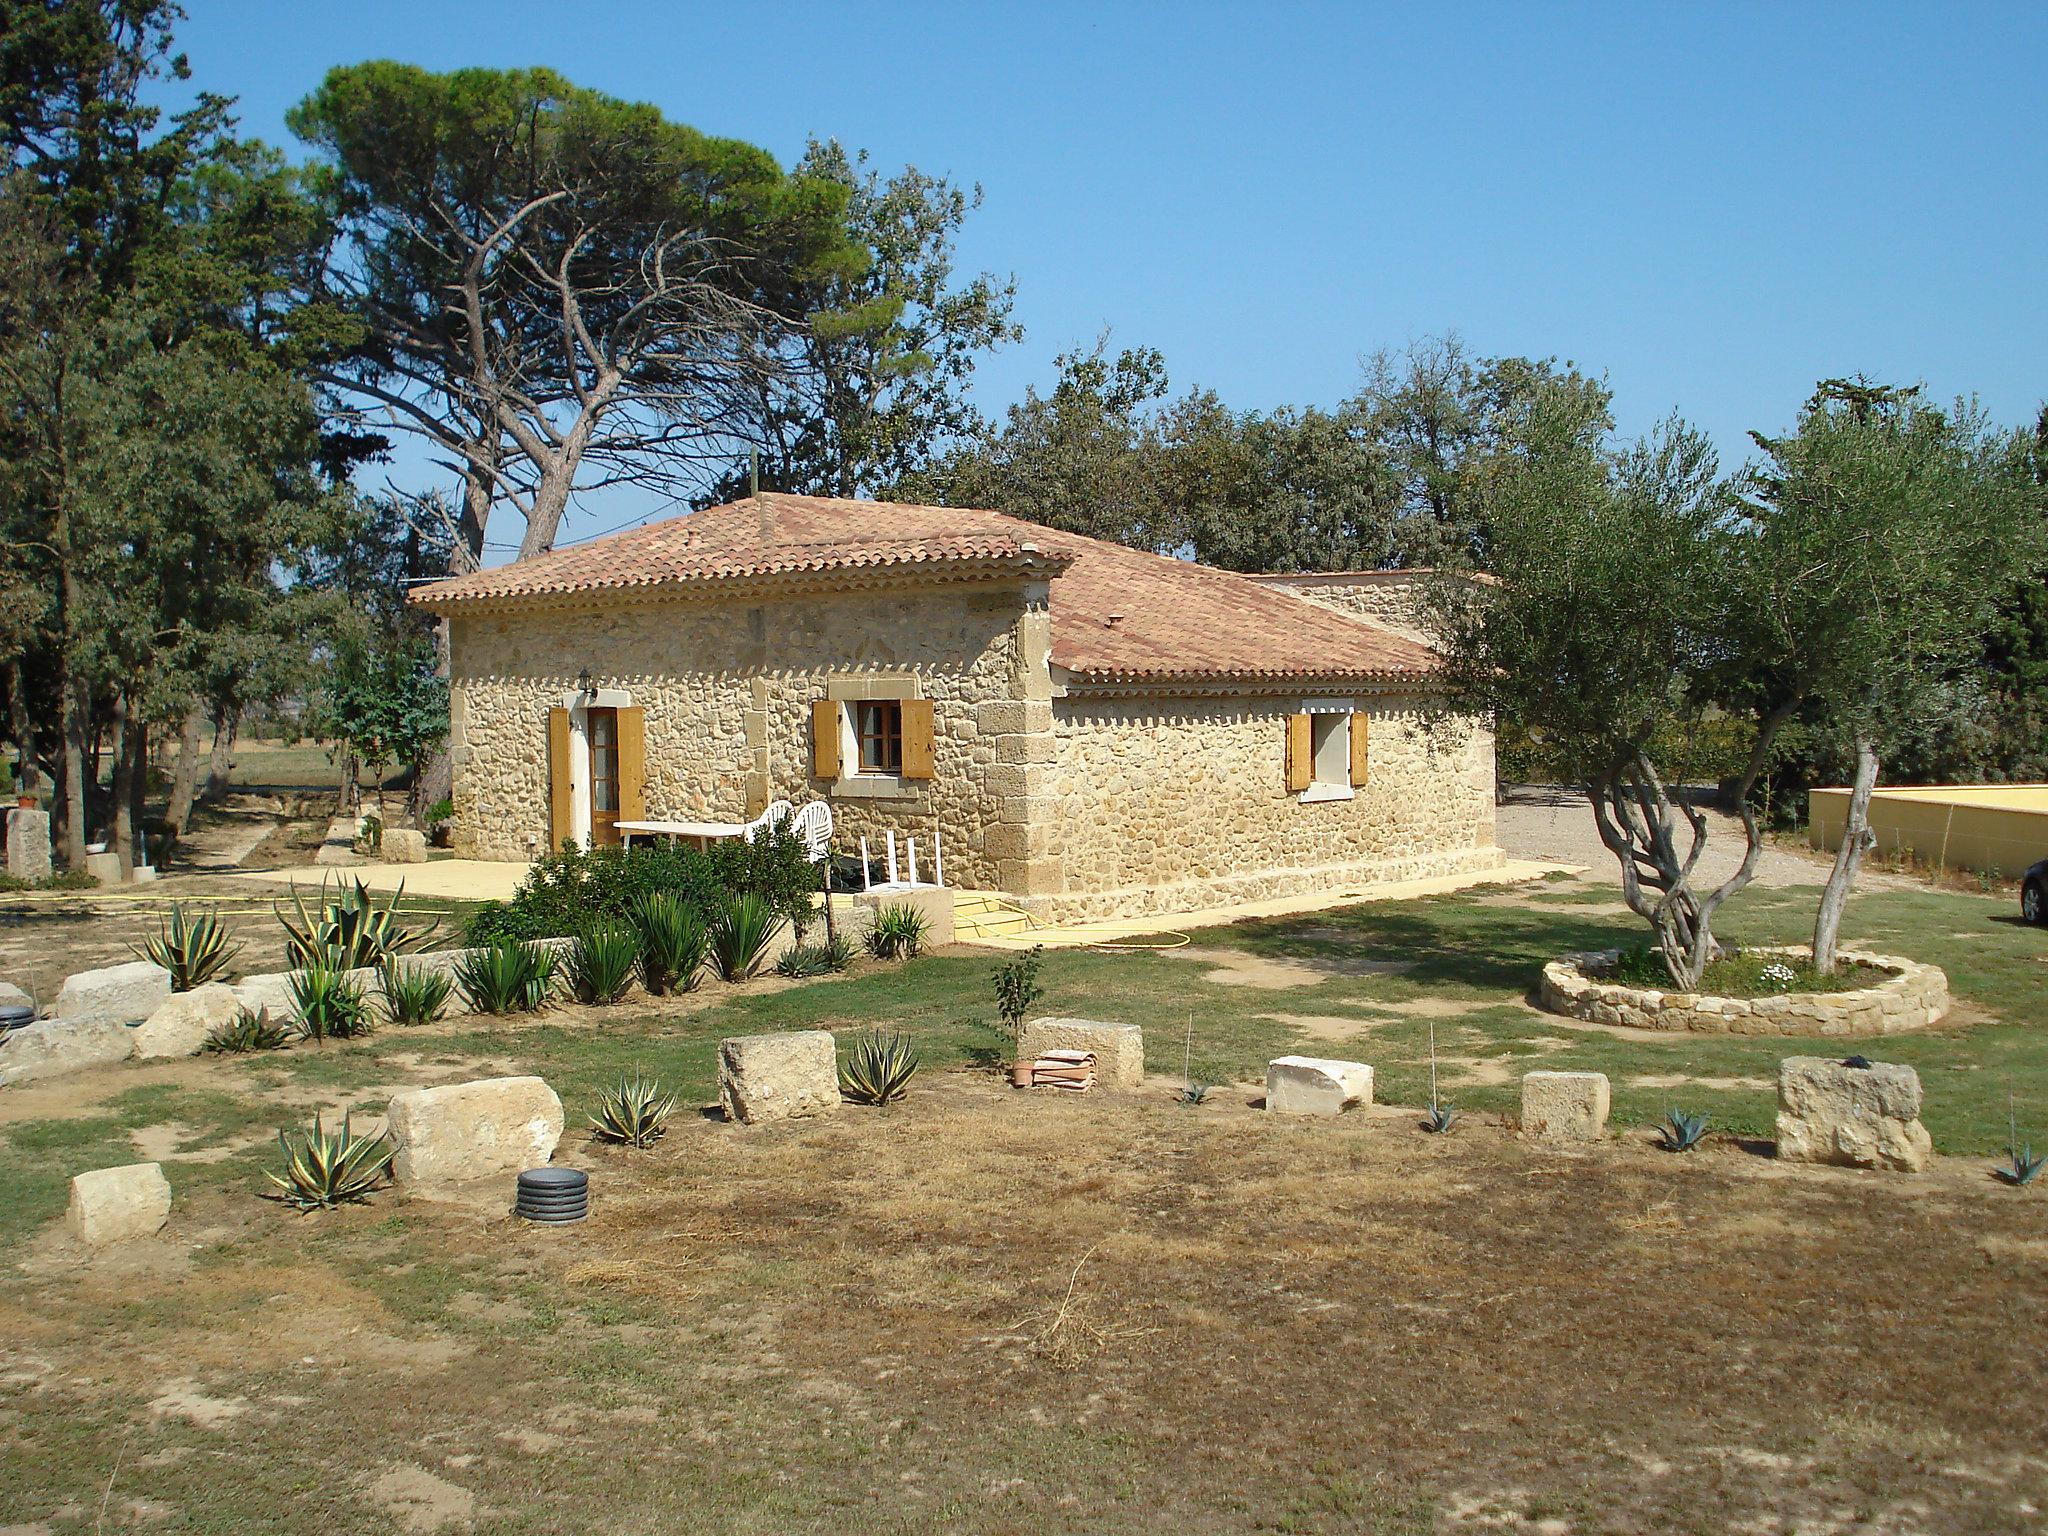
447,582,1036,892
1247,572,1445,645
1539,947,1951,1035
1042,691,1500,922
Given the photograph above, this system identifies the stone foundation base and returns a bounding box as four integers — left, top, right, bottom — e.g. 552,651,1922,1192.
1020,845,1506,926
1540,946,1949,1036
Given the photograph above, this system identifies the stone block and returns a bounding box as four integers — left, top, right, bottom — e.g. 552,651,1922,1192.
5,807,51,882
0,1015,134,1086
1522,1071,1610,1142
131,983,244,1059
381,828,429,864
1018,1018,1144,1089
65,1162,171,1247
0,981,33,1013
84,850,122,886
233,972,298,1021
853,887,955,948
1775,1056,1932,1172
1265,1055,1374,1117
718,1030,839,1124
385,1075,564,1193
55,960,170,1025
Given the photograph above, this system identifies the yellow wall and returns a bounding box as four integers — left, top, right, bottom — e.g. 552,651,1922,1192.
1808,785,2048,876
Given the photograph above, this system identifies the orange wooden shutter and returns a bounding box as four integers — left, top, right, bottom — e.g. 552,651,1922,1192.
901,699,936,780
1285,713,1312,792
1349,711,1371,786
615,706,646,822
547,707,574,850
811,700,840,778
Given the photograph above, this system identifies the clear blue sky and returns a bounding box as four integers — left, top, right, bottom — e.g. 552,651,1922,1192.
161,0,2047,553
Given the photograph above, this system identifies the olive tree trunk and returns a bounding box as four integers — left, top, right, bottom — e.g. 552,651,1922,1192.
1812,735,1879,974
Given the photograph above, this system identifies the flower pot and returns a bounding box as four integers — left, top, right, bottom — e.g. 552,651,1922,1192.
1009,1062,1034,1089
15,795,33,809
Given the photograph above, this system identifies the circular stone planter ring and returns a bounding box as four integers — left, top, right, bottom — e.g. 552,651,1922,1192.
1538,947,1950,1036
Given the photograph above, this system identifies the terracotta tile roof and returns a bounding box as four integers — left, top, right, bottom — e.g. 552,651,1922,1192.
413,493,1441,684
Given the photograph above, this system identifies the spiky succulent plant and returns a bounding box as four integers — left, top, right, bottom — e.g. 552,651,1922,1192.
588,1074,678,1149
135,903,241,991
266,1112,393,1210
1658,1107,1709,1152
839,1029,920,1105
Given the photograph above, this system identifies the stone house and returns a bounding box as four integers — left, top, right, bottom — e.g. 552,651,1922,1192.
412,494,1501,922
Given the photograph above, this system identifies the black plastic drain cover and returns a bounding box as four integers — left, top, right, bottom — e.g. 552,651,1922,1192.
0,1004,34,1035
516,1166,588,1224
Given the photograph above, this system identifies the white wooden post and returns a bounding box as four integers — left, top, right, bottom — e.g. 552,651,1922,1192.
907,838,919,887
932,824,944,889
886,829,899,885
859,836,872,892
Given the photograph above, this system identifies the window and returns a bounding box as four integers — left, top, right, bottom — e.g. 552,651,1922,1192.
855,700,903,774
1288,699,1365,802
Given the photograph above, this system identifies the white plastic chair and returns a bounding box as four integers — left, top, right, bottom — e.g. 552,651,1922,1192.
791,800,833,863
742,799,793,843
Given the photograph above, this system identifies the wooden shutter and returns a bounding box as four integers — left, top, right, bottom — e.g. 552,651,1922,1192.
1349,711,1371,787
547,707,574,851
1285,713,1312,793
901,698,936,780
812,700,841,778
615,706,646,822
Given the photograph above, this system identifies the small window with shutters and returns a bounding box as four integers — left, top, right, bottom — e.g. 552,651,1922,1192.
1291,699,1362,802
855,700,903,774
815,689,934,786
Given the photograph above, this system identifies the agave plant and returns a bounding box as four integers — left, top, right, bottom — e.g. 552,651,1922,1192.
379,960,453,1027
839,1029,920,1106
455,940,557,1015
203,1006,294,1054
710,892,782,982
631,892,707,995
566,923,639,1005
1421,1101,1459,1134
1658,1107,1709,1153
1177,1083,1211,1107
265,1111,394,1210
134,903,242,991
774,936,854,978
277,877,438,971
290,964,372,1043
865,902,930,961
589,1074,678,1148
1996,1099,2045,1187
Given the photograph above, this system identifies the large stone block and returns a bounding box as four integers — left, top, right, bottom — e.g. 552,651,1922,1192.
1018,1018,1144,1089
718,1031,840,1124
55,960,170,1025
0,981,33,1013
385,1075,564,1193
65,1162,171,1246
1775,1056,1932,1172
5,806,51,882
131,983,244,1059
1522,1071,1610,1142
83,850,122,886
0,1014,134,1086
1265,1055,1374,1117
852,887,956,949
381,828,429,864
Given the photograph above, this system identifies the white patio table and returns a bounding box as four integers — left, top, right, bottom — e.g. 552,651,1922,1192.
615,819,748,852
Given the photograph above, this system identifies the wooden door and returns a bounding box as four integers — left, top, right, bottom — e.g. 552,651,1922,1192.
587,707,621,846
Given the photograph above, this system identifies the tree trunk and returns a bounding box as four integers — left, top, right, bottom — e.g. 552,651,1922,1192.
5,660,37,797
109,689,134,877
1812,735,1879,974
166,704,203,835
201,700,237,803
58,669,89,868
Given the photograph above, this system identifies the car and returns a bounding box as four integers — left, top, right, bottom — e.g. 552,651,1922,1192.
2025,858,2048,926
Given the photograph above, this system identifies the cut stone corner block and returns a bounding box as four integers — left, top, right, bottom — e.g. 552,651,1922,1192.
5,806,52,882
66,1161,171,1247
54,959,171,1025
1521,1070,1610,1143
1775,1055,1932,1173
718,1030,840,1124
380,827,429,864
385,1075,564,1194
1265,1055,1374,1117
1017,1019,1144,1089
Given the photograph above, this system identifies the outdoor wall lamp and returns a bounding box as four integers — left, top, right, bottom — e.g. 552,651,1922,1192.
577,668,598,702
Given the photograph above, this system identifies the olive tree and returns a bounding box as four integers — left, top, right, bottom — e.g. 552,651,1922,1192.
1427,393,1784,988
1739,381,2043,970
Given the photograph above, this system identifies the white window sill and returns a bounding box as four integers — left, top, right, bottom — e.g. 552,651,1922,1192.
1299,783,1355,804
832,774,924,800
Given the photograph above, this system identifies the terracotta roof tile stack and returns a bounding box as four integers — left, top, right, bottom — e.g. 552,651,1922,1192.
412,492,1443,686
1029,1048,1096,1092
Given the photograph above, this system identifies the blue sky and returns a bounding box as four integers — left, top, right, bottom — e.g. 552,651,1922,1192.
161,1,2047,553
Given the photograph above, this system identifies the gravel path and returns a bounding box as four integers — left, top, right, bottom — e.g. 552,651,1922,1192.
1496,784,1869,890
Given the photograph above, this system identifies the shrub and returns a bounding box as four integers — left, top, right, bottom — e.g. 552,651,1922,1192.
630,892,706,995
134,903,241,991
566,923,639,1005
279,877,438,971
992,945,1046,1043
203,1006,294,1054
425,797,455,847
354,814,383,855
865,902,930,961
455,941,558,1014
588,1074,678,1148
266,1112,393,1210
774,936,854,978
710,892,782,981
839,1029,920,1105
379,960,452,1027
290,965,372,1042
